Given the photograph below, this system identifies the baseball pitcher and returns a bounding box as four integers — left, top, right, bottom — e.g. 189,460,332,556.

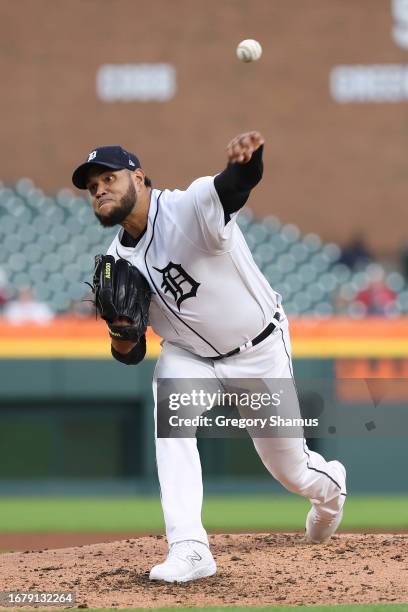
72,133,346,583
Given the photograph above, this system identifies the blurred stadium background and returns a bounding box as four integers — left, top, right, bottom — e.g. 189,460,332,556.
0,0,407,540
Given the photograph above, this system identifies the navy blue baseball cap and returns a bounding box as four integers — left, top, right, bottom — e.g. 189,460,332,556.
72,146,141,189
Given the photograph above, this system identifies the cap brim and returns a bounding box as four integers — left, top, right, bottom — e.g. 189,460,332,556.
72,161,125,190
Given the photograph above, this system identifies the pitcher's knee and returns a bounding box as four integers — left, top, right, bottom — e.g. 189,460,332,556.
277,475,308,495
271,464,312,496
253,439,322,496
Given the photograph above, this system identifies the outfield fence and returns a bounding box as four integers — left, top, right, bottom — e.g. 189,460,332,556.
0,317,407,494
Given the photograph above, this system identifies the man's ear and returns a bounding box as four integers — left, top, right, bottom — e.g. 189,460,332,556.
132,168,146,187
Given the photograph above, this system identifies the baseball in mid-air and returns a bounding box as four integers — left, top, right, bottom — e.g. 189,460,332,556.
236,39,262,62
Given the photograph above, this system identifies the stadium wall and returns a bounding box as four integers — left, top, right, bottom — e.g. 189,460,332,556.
2,0,408,254
1,319,407,494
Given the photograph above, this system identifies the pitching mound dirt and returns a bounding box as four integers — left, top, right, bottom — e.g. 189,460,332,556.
0,533,407,608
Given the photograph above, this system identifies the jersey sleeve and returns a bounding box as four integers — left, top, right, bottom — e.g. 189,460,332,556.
214,145,263,219
184,176,240,252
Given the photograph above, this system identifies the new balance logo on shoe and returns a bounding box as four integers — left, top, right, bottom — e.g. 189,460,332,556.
186,551,202,566
149,540,216,583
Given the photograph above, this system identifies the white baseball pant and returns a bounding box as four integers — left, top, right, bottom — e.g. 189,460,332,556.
152,312,346,546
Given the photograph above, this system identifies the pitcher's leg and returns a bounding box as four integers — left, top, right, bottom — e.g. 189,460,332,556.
155,435,208,545
252,436,346,517
215,313,346,540
153,343,216,546
258,317,347,517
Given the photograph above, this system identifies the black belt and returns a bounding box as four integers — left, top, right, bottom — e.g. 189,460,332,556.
212,312,281,361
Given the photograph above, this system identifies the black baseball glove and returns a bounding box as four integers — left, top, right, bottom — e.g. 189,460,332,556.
91,254,151,342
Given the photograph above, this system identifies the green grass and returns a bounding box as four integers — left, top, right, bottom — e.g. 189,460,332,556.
0,495,407,532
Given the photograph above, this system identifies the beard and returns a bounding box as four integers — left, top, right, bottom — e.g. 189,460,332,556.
94,179,137,227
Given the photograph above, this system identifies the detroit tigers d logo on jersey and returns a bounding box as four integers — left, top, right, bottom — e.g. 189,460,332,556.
153,262,200,311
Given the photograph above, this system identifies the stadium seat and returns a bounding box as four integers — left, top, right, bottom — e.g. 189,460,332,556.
1,181,407,315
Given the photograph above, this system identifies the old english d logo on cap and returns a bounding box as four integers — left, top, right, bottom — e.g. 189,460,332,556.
72,146,141,189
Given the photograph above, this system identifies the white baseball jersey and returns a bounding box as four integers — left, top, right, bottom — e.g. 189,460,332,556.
107,176,280,358
105,174,346,552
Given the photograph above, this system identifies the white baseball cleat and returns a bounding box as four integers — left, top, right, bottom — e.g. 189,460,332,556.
305,461,346,544
149,540,217,583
